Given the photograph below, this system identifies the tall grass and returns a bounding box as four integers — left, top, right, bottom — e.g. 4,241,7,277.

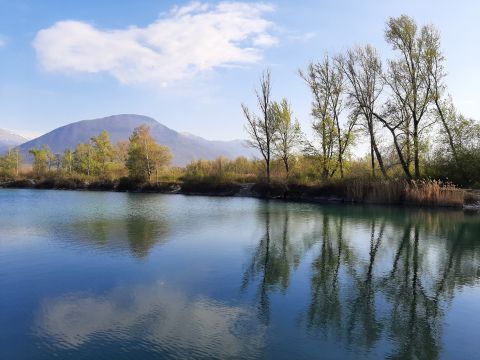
346,179,464,207
404,180,464,207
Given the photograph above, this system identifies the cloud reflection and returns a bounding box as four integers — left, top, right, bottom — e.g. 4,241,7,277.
35,282,266,358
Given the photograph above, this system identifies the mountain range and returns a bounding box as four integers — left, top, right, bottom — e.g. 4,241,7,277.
0,129,28,153
13,114,252,166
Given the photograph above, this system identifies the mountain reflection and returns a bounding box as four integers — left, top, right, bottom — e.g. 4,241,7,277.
243,205,480,358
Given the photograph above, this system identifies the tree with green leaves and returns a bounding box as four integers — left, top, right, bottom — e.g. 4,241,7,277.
0,148,22,176
126,125,172,182
73,142,96,176
29,144,52,176
91,130,113,175
301,55,356,179
271,99,302,178
376,15,442,179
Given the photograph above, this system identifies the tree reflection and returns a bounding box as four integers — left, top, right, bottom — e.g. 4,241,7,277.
244,205,480,359
345,219,385,349
241,202,317,323
307,214,345,335
61,199,169,258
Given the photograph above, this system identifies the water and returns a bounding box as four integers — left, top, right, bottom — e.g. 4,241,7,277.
1,189,479,360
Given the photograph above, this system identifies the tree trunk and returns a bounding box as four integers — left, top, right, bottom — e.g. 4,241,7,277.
435,99,460,167
370,141,375,178
413,125,420,179
372,139,388,178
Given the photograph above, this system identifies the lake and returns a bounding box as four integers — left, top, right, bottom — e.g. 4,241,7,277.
1,189,479,359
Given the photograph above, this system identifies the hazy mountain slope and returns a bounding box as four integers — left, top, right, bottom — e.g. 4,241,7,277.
17,114,252,166
0,129,28,153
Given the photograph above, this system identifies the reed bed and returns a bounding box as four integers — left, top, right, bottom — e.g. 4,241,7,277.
346,179,464,207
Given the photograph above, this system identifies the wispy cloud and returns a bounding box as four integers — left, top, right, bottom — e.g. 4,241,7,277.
33,2,277,86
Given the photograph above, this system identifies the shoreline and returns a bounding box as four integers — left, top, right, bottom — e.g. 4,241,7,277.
1,178,479,211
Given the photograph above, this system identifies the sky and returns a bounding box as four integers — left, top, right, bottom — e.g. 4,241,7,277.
0,0,479,144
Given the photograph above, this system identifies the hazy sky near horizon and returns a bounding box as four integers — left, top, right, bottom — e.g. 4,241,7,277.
0,0,479,144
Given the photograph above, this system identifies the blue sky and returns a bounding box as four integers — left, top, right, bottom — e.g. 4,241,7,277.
0,0,479,144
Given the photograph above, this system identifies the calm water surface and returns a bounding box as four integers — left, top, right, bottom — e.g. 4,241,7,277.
1,189,479,359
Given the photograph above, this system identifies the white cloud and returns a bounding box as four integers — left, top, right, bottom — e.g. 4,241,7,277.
33,2,276,86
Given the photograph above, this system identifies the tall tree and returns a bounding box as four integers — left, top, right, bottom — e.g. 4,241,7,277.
300,57,338,179
271,99,302,178
381,15,441,179
301,55,356,179
341,45,388,178
242,69,276,182
126,125,172,182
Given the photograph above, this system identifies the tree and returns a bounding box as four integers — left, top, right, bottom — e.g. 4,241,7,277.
341,45,388,178
242,69,276,182
301,55,356,179
126,125,172,182
73,142,96,176
379,15,441,179
62,149,74,174
113,140,129,164
91,130,113,175
0,148,22,176
271,99,302,178
29,144,52,176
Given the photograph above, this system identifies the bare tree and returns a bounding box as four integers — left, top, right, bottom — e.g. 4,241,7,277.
242,69,276,182
341,45,388,178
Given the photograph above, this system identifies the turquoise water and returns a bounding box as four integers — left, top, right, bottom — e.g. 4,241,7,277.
1,189,479,359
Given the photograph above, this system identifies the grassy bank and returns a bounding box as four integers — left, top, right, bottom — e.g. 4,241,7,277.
1,174,475,209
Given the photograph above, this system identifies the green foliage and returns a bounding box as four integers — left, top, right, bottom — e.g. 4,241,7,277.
126,125,172,183
0,149,22,177
73,142,96,176
29,144,53,176
91,130,113,174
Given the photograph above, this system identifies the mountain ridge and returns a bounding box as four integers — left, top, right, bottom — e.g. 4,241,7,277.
16,114,252,166
0,129,29,153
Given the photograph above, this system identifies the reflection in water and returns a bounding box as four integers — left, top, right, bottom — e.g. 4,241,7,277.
35,282,265,358
241,202,317,323
241,206,480,359
59,197,169,258
2,190,480,359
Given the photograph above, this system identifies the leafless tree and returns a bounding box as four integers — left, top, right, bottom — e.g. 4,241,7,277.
242,69,276,182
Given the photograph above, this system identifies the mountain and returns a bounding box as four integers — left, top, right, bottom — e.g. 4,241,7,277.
0,129,28,153
17,114,253,166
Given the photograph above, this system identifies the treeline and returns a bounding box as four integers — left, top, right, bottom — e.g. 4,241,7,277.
242,15,480,187
0,125,172,183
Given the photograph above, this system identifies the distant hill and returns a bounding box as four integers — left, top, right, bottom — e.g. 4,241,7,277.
0,129,28,153
17,114,253,166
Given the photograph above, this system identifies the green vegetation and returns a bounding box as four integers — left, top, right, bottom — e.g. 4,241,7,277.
0,15,479,207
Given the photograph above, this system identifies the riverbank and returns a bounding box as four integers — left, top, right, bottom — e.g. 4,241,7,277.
2,177,479,210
